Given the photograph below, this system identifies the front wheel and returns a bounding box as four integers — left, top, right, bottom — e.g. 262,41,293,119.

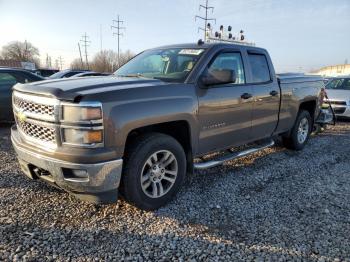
282,110,312,150
121,133,186,210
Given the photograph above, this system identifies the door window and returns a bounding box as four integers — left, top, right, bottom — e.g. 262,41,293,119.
248,53,271,83
343,79,350,90
0,73,17,89
327,78,350,90
208,52,245,84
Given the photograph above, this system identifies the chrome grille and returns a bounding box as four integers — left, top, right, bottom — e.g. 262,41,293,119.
13,91,59,148
16,117,56,143
13,96,55,116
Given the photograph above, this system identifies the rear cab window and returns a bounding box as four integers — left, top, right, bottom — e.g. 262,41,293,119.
248,53,271,83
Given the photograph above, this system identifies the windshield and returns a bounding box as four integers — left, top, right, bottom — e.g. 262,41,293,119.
326,78,350,90
115,48,205,82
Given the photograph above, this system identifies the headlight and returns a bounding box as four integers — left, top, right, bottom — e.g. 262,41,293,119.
62,104,102,122
62,128,103,145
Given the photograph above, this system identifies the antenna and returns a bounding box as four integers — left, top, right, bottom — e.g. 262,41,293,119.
195,0,216,42
111,14,126,68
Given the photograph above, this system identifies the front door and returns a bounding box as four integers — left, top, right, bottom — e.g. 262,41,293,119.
197,51,253,154
0,72,17,121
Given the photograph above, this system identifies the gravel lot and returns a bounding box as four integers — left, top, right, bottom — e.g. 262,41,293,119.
1,122,350,261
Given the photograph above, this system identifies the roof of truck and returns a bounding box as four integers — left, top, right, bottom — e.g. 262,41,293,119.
150,42,267,52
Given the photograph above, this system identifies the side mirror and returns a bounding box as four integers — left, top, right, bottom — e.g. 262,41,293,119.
200,69,236,87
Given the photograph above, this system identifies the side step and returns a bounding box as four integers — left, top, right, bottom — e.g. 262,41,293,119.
193,139,275,170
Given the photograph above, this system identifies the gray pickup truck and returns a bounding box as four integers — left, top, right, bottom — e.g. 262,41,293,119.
11,42,325,210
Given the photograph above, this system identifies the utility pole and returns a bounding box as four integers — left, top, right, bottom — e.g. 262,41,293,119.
195,0,216,41
80,32,91,69
100,24,103,52
24,40,28,61
46,54,49,68
78,42,84,68
58,56,64,70
45,54,52,68
111,15,126,68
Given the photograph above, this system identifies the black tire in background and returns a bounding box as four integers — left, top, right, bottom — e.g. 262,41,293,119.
121,133,186,211
282,110,312,151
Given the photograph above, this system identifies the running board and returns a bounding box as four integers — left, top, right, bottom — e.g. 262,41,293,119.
193,139,275,170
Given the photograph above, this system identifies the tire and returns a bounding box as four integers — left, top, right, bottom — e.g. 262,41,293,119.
282,110,312,151
121,133,186,210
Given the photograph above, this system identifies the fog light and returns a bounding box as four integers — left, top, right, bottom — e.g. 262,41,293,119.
62,168,89,182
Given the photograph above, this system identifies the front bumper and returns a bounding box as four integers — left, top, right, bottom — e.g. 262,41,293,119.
11,126,123,204
333,105,350,118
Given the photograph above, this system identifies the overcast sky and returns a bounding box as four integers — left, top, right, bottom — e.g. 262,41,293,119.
0,0,349,72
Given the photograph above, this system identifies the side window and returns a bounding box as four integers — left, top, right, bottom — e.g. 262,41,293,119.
13,72,35,83
326,79,344,89
342,79,350,90
64,72,81,78
248,53,271,83
208,52,245,84
0,73,17,89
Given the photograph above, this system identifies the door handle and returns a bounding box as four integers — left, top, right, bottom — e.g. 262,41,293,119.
270,90,279,96
241,93,252,99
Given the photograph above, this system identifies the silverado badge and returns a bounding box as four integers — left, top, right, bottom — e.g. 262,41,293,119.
17,110,27,123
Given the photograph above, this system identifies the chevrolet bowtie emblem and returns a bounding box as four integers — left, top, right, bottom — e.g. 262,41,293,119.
17,110,27,123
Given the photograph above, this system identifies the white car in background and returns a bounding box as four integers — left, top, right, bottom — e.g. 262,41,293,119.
325,77,350,118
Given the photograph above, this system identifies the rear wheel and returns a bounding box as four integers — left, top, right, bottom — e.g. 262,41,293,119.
282,110,312,150
122,133,186,210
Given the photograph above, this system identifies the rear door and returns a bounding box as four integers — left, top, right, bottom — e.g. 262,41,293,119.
247,52,280,140
197,50,253,154
0,72,18,121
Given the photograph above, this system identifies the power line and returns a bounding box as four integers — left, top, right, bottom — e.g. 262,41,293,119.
80,32,91,69
195,0,216,41
111,15,126,68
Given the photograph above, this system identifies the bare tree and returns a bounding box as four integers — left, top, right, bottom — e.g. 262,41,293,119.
70,50,134,72
90,50,118,72
70,58,86,70
73,50,135,73
1,41,40,66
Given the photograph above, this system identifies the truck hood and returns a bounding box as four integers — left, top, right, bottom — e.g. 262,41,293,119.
13,76,168,101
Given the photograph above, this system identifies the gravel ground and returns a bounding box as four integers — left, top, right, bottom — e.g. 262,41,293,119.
0,122,350,261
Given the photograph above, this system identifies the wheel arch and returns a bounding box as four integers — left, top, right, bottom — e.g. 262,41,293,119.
124,120,194,174
298,99,317,121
